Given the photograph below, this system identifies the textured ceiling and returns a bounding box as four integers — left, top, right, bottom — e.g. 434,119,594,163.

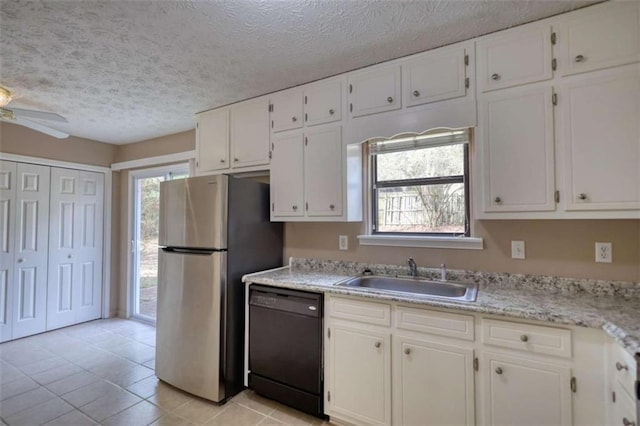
0,0,597,145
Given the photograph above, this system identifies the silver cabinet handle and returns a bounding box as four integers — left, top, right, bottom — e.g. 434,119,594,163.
329,109,334,115
494,196,502,203
386,96,393,103
68,254,73,259
292,116,297,122
495,367,503,375
615,362,628,371
622,418,635,426
413,90,420,97
292,205,298,211
329,204,335,210
220,159,225,163
17,258,24,263
491,73,501,81
520,334,529,342
578,193,587,200
575,54,585,63
234,158,239,162
404,348,411,355
374,341,381,348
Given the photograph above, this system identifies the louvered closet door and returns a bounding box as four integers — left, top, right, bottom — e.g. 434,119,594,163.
0,161,17,342
47,168,104,330
12,163,50,339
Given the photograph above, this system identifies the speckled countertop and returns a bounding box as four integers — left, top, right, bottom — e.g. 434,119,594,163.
243,258,640,357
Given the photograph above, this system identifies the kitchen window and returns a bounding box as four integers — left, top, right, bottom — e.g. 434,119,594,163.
359,128,483,249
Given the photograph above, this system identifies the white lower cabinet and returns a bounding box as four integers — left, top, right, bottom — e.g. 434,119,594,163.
329,324,392,426
393,336,475,426
482,352,572,426
325,295,606,426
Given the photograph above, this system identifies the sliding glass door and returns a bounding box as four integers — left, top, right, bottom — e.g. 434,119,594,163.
130,164,188,322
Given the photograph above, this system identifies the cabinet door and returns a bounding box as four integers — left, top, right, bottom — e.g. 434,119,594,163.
304,80,342,126
559,2,640,76
270,132,304,218
12,163,50,339
610,382,637,426
270,89,303,133
394,336,475,426
560,65,640,211
196,108,229,173
329,324,391,426
477,25,553,92
348,65,401,118
230,98,270,168
304,126,342,217
0,161,16,342
483,352,572,426
405,46,467,107
480,84,555,212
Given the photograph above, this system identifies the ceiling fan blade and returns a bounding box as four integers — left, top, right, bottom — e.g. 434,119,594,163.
7,107,68,123
0,116,69,139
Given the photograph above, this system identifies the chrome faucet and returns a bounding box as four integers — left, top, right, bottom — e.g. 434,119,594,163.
440,263,447,281
407,258,418,277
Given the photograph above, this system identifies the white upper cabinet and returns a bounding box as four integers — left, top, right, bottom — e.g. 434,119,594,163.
270,131,304,218
404,45,468,107
304,126,343,217
477,24,553,92
304,79,342,127
558,1,640,77
480,84,556,212
196,107,229,173
559,65,640,211
230,97,270,168
348,65,401,118
270,89,303,133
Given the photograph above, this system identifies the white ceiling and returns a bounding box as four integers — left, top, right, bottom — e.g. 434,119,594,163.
1,0,596,145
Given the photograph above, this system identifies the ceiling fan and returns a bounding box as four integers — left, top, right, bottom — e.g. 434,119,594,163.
0,86,69,139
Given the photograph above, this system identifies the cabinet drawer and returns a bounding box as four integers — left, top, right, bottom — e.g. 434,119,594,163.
482,318,572,358
396,306,474,341
329,297,391,327
609,341,637,399
477,24,553,92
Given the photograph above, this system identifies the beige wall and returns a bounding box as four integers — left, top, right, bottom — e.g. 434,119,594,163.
284,219,640,282
0,122,117,167
114,130,195,163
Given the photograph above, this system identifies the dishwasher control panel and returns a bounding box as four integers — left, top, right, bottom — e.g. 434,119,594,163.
249,286,322,318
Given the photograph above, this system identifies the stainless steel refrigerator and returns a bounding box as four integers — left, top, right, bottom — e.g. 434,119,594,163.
156,174,283,403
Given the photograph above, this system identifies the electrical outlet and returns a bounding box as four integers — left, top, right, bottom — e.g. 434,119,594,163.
595,242,612,263
339,235,348,251
511,241,525,259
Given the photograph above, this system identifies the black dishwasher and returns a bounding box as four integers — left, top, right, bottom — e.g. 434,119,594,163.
248,284,324,417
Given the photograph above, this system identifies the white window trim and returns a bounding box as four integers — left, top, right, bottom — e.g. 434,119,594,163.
357,129,484,250
357,234,483,250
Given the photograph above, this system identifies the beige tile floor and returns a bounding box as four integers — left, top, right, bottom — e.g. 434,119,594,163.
0,319,330,426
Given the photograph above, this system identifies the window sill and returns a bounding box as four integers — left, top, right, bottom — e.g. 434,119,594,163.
357,234,484,250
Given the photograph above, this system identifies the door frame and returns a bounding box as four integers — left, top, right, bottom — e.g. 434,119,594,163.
127,163,189,322
0,153,113,319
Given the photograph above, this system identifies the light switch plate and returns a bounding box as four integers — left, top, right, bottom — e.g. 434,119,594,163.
595,242,612,263
339,235,348,251
511,241,525,259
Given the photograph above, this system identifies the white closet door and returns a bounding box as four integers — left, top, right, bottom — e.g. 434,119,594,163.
47,168,103,329
0,161,17,342
75,171,103,323
12,163,50,339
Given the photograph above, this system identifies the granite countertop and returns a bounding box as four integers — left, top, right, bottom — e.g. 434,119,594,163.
243,259,640,357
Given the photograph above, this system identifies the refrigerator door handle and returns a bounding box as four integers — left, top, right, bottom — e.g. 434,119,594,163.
161,247,217,255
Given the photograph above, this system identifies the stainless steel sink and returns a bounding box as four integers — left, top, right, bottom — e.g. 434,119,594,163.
336,275,478,302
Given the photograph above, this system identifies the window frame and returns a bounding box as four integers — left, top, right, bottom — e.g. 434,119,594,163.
370,143,471,237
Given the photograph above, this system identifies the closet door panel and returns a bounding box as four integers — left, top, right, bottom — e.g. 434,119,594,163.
0,161,16,342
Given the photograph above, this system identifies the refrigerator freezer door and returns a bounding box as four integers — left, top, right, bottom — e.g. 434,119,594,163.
156,248,226,402
159,175,228,249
